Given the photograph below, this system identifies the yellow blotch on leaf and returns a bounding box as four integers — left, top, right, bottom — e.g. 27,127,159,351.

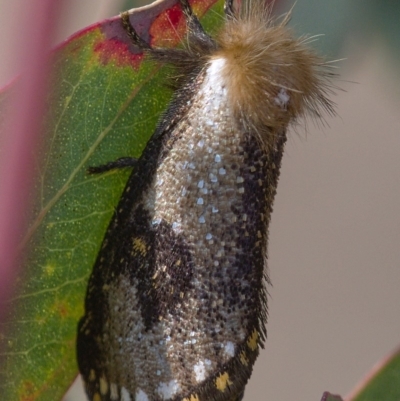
43,262,56,276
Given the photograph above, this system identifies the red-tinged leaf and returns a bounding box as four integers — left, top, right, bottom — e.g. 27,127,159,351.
0,0,223,400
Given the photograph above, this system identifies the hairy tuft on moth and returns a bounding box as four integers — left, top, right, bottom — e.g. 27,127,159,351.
77,0,336,401
216,2,335,135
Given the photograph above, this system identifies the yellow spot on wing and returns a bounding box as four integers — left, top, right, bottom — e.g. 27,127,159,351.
215,372,232,392
240,350,249,366
133,237,147,256
247,329,259,351
183,394,200,401
93,393,101,401
100,375,108,395
89,369,96,381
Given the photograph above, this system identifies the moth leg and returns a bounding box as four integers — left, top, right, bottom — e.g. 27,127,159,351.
121,11,152,50
87,157,138,174
224,0,235,19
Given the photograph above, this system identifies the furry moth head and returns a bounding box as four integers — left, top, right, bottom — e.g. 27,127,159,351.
216,2,335,132
148,0,335,147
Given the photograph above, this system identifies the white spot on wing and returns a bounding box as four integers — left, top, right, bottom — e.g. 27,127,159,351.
223,341,235,357
172,221,181,232
209,173,218,182
135,388,148,401
152,218,161,226
121,387,132,401
110,383,118,400
194,360,206,382
157,380,180,400
193,359,213,383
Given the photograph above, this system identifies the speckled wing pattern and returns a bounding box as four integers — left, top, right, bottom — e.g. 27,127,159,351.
77,59,286,400
76,0,336,392
76,0,301,399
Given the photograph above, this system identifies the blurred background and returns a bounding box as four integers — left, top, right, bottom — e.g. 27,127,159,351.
1,0,399,400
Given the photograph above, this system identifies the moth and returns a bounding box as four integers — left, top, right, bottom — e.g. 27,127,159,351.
77,0,335,400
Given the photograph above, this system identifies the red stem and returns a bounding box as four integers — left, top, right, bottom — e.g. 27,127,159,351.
0,0,64,324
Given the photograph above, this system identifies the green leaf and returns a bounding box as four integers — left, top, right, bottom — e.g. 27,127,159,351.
349,347,400,401
0,0,223,400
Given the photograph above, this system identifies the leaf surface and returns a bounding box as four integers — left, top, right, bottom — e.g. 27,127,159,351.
349,347,400,401
0,1,222,399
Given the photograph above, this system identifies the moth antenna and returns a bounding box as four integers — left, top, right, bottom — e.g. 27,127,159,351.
120,11,151,51
178,0,196,21
224,0,236,19
178,0,209,41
